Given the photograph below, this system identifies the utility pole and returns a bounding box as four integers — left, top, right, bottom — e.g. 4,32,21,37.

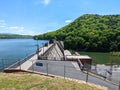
36,37,39,59
37,44,39,59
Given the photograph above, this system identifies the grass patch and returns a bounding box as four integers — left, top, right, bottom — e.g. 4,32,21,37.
0,73,105,90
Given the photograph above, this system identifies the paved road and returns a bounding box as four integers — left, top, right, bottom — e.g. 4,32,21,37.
27,60,118,90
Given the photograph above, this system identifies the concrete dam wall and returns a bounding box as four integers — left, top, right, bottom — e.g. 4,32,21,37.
39,40,64,60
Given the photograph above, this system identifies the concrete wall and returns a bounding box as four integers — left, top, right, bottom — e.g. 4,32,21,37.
42,42,64,60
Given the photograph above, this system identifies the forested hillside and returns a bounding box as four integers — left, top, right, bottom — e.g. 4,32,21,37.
34,14,120,52
0,34,32,39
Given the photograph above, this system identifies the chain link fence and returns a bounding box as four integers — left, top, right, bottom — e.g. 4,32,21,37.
0,52,36,72
25,60,119,90
1,57,120,90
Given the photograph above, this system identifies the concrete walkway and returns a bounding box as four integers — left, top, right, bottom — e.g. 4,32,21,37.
16,44,53,70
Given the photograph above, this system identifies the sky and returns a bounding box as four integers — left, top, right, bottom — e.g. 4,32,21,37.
0,0,120,35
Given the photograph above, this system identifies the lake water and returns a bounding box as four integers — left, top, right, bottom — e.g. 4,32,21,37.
80,52,120,64
0,39,120,71
0,39,48,70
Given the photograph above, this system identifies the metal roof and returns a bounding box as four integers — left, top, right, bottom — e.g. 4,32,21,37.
66,55,91,59
64,50,72,56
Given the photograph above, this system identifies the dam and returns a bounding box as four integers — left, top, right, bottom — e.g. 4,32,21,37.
4,39,92,72
3,40,120,90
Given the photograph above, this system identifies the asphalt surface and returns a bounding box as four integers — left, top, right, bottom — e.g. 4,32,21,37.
28,60,118,90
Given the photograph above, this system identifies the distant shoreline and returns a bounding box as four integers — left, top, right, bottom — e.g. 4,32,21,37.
0,37,33,39
0,34,33,39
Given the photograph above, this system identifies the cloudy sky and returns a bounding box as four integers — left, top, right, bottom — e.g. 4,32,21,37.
0,0,120,35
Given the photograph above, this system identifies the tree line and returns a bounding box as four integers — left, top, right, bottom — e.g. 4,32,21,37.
34,14,120,52
0,34,32,39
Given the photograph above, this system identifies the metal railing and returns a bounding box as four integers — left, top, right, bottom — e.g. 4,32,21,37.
77,59,83,70
8,52,36,69
0,52,36,71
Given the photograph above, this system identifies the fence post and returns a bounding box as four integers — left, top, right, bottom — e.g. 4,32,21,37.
119,81,120,90
46,63,48,75
86,68,89,82
64,65,66,79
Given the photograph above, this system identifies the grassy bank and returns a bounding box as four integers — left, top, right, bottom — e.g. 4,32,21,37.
0,73,105,90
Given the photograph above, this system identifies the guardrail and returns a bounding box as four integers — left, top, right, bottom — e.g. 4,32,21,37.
77,59,83,70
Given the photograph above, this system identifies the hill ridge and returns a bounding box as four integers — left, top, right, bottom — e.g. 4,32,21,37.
34,14,120,52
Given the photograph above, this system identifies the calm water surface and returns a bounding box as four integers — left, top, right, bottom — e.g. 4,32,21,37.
0,39,47,69
80,52,120,64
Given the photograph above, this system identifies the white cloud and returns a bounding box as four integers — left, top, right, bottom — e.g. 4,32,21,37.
0,25,6,28
65,20,72,23
35,0,51,6
42,0,50,5
9,26,36,35
9,26,25,32
9,26,19,30
0,20,35,35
